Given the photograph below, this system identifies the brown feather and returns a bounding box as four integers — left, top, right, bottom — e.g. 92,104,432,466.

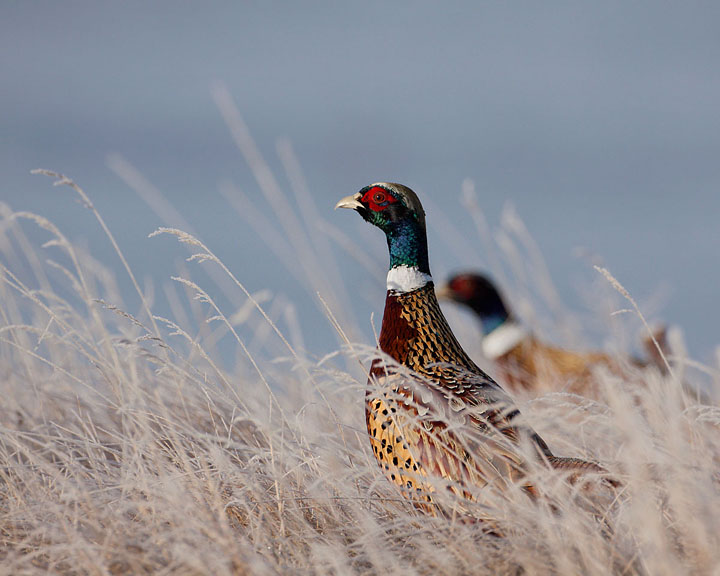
497,337,620,396
366,283,559,513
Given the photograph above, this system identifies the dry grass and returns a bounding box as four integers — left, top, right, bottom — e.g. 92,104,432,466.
1,98,718,574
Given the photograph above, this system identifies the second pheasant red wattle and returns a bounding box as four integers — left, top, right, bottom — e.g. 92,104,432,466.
336,182,611,514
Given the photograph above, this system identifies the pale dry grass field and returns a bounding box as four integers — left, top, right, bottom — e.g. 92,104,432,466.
1,101,718,574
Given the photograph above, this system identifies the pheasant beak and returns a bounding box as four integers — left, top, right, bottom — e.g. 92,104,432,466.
434,283,454,301
334,192,364,211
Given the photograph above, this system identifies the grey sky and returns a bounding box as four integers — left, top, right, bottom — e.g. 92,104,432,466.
2,2,718,361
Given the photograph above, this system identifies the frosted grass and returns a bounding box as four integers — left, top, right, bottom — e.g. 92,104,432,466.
1,94,718,573
1,170,717,575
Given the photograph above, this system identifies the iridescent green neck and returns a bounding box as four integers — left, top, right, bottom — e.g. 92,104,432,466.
386,218,430,275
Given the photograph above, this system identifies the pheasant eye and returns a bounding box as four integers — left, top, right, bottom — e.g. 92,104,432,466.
361,186,398,211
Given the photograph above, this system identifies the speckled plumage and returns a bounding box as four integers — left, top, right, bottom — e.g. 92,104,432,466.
336,183,610,514
365,284,554,507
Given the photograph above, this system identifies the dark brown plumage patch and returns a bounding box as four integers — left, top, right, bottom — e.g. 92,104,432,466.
365,284,556,512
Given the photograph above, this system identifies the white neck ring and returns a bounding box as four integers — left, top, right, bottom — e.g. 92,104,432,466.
481,322,528,359
386,265,433,293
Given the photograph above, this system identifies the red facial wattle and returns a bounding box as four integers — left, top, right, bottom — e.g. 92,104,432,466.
361,186,399,212
450,276,474,300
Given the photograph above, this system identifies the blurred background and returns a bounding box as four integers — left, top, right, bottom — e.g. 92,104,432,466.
2,1,719,362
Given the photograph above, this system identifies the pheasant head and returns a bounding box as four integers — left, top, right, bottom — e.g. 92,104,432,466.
437,272,511,333
335,182,432,293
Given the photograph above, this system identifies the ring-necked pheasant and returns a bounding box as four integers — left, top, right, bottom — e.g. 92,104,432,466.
436,272,669,397
336,183,609,514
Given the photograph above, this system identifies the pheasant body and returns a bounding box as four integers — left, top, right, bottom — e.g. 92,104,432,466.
336,183,607,512
438,272,669,397
366,284,551,504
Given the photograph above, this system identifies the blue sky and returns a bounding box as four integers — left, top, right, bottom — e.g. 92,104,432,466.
2,2,719,361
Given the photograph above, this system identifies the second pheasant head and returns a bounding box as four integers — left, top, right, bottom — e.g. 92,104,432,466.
436,272,512,333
